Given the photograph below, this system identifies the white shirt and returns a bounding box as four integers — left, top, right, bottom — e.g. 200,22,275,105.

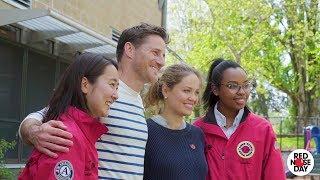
151,115,186,130
214,103,244,139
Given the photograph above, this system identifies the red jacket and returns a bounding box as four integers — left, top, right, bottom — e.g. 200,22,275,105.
194,108,285,180
19,106,107,180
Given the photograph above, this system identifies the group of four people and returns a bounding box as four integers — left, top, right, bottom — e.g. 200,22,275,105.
18,23,285,180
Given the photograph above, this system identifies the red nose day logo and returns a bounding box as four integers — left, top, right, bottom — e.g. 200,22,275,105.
287,149,314,176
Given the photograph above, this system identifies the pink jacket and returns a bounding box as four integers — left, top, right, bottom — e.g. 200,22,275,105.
194,109,285,180
19,106,107,180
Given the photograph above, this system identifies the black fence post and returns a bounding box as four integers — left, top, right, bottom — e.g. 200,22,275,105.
296,116,299,149
280,120,282,150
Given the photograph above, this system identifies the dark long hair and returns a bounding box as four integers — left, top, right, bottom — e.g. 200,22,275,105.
202,58,243,111
43,52,118,123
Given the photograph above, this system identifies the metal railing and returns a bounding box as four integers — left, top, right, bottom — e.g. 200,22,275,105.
269,116,320,151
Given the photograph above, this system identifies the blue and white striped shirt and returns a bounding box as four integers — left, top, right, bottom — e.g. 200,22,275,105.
97,80,147,179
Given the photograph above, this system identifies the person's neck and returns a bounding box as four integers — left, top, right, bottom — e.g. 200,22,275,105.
160,107,184,130
217,103,238,128
118,65,144,92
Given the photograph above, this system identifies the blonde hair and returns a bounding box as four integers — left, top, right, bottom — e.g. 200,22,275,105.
144,63,202,113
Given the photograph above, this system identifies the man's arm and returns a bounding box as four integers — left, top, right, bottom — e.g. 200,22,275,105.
19,108,47,143
19,108,74,158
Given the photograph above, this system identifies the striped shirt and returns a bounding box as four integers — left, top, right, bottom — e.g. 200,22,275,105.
97,80,147,179
20,80,147,180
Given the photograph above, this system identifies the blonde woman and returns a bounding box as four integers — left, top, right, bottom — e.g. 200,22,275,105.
143,64,208,180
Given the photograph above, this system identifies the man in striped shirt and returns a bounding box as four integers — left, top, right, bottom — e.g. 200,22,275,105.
19,23,169,179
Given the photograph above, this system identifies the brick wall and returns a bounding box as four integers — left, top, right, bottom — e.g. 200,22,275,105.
32,0,162,38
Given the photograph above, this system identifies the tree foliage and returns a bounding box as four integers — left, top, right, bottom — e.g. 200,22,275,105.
168,0,320,121
0,139,15,179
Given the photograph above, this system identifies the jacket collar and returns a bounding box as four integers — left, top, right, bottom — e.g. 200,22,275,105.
65,106,107,145
204,106,251,125
196,106,251,138
214,103,244,129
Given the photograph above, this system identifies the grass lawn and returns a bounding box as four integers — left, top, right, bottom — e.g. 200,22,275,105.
278,136,316,151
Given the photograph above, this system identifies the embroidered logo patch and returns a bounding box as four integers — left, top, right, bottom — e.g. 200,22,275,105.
236,141,255,159
54,160,74,180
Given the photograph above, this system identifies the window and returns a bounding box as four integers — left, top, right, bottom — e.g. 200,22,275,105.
59,61,70,77
25,51,56,115
3,0,31,9
0,41,23,163
111,29,120,42
0,26,20,42
0,40,71,163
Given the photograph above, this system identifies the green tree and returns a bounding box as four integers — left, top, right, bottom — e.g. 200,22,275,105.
168,0,320,124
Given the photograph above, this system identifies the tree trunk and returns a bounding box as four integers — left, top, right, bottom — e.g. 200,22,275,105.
310,98,320,117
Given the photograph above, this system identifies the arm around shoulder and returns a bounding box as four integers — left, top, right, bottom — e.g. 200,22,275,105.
19,118,43,145
19,108,47,144
19,108,73,158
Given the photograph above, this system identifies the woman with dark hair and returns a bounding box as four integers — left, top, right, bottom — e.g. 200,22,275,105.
19,52,119,180
194,59,285,180
143,64,207,180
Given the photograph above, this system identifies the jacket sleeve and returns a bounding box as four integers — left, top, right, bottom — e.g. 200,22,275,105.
262,124,286,180
34,135,86,180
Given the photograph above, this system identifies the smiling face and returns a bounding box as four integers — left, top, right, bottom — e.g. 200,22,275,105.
163,73,201,117
82,65,119,118
132,34,166,83
214,67,250,112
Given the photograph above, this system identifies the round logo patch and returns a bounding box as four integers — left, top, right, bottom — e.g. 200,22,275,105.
54,160,74,180
236,141,255,159
287,149,314,176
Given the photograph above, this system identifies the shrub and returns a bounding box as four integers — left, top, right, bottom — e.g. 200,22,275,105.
0,139,16,179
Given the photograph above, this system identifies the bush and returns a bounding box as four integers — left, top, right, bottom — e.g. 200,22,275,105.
281,116,296,134
0,139,16,179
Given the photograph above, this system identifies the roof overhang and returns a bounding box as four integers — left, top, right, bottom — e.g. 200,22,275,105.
0,9,117,59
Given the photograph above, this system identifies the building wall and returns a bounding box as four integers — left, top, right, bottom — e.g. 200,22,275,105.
33,0,162,37
0,0,163,164
0,0,15,8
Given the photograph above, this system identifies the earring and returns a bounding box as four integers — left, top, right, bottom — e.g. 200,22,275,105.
164,96,168,99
